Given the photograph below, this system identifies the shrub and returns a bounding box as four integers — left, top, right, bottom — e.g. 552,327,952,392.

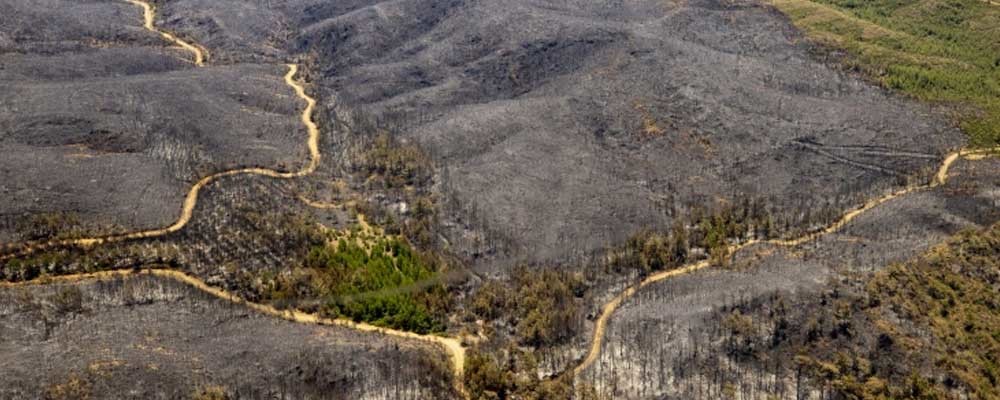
51,286,85,314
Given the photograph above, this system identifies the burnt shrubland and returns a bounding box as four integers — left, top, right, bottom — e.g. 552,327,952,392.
2,0,998,398
676,222,1000,399
148,0,963,269
0,274,457,399
580,157,1000,399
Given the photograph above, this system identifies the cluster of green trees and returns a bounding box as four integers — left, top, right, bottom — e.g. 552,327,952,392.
610,199,774,276
246,216,451,335
464,348,581,400
470,266,585,346
300,235,449,334
305,236,433,293
315,114,455,333
774,0,1000,145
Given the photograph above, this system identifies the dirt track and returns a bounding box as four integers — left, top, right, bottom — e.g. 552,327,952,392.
570,146,1000,377
1,0,319,259
125,0,206,66
0,1,469,394
0,272,457,399
0,267,467,386
3,0,995,396
0,64,317,262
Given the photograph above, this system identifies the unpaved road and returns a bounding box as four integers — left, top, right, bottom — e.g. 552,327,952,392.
125,0,207,66
5,0,995,396
0,64,318,262
0,0,469,394
570,146,1000,377
0,268,467,388
0,0,319,261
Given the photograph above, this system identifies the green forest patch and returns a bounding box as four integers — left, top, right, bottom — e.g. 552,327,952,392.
260,219,451,335
773,0,1000,146
306,232,447,334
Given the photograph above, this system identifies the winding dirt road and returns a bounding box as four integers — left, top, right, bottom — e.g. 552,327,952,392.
0,0,469,393
0,2,319,263
6,0,998,395
0,65,316,262
125,0,207,66
0,268,467,387
570,146,999,377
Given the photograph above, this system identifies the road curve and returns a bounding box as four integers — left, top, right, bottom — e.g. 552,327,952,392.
0,2,471,395
7,0,997,393
125,0,207,66
0,268,467,389
0,0,321,262
0,64,318,262
570,147,999,377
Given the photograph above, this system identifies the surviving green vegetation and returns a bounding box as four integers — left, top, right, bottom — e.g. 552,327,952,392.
263,220,449,333
861,225,1000,398
712,223,1000,399
303,232,448,334
772,0,1000,145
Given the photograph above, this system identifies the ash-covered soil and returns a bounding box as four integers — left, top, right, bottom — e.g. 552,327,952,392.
581,157,1000,398
0,0,307,243
1,0,995,397
149,0,964,268
0,274,456,399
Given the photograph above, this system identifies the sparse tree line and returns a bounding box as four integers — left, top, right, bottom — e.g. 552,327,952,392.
620,223,1000,400
455,176,957,399
0,67,969,400
1,274,456,399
